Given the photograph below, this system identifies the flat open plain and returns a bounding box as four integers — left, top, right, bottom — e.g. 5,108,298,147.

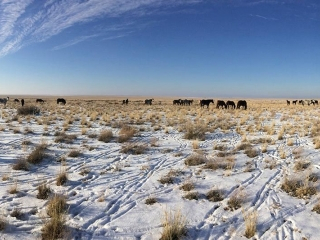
0,97,319,240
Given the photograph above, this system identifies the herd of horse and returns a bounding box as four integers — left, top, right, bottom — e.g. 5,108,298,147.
0,97,67,107
1,97,319,110
287,99,318,106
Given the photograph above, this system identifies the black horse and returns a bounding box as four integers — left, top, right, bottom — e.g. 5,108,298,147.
122,99,128,105
286,100,290,106
145,99,153,105
200,99,214,108
173,99,182,105
226,100,236,109
57,98,66,105
216,100,227,109
14,99,20,103
237,100,247,110
182,99,193,106
21,99,24,107
36,99,45,104
292,100,297,105
298,100,304,106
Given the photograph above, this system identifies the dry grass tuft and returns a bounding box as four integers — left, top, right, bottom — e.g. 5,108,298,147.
120,143,147,155
179,181,195,191
183,123,206,141
184,153,206,166
37,183,52,199
0,215,7,231
10,208,23,219
160,209,187,240
227,189,245,211
312,200,320,214
27,144,47,164
12,158,29,171
206,189,223,202
183,191,199,200
46,195,67,217
17,106,40,115
54,132,77,144
68,150,81,158
118,125,137,143
56,169,68,186
294,160,310,172
98,130,113,143
145,196,157,205
242,209,258,239
281,176,317,199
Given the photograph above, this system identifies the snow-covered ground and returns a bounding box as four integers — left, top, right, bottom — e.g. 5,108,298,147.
0,99,320,240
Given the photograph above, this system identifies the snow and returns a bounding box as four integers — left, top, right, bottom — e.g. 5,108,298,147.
0,100,320,240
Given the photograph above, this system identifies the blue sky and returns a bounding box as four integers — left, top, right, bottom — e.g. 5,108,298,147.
0,0,319,98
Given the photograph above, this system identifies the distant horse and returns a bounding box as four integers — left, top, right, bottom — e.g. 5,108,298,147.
292,100,297,105
14,99,20,103
21,99,25,107
216,100,227,109
36,99,45,104
57,98,66,105
182,99,193,106
145,99,153,105
237,100,247,110
200,99,214,108
0,97,9,107
122,99,128,105
173,99,182,105
286,100,290,106
226,100,236,109
313,100,319,105
298,100,304,106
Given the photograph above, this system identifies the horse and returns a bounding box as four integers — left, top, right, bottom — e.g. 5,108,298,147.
298,100,304,106
286,100,290,106
145,99,153,105
0,97,9,107
14,99,20,103
57,98,66,105
182,99,193,106
173,99,182,105
226,100,236,109
292,100,297,105
21,99,24,107
122,99,128,105
216,100,227,109
200,99,214,108
36,99,45,104
237,100,247,110
313,100,319,105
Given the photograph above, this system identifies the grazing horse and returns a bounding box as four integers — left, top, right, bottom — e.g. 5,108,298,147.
36,99,45,104
298,100,304,106
200,99,214,108
182,99,193,106
57,98,66,105
0,97,9,107
286,100,290,105
292,100,297,105
145,99,153,105
21,99,24,107
122,99,128,105
226,100,236,109
313,100,319,105
216,100,227,109
237,100,247,110
14,99,20,103
173,99,182,105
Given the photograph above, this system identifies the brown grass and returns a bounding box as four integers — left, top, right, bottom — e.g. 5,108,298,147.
12,157,29,171
183,191,199,200
46,195,67,217
118,125,137,143
68,150,81,158
183,122,206,141
206,189,223,202
37,183,52,199
243,209,258,238
27,144,47,164
145,196,157,205
184,153,206,166
56,170,68,186
160,209,187,240
98,130,113,143
120,143,147,155
179,181,195,191
281,176,317,199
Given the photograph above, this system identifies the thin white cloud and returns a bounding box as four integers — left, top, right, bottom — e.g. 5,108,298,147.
0,0,202,57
